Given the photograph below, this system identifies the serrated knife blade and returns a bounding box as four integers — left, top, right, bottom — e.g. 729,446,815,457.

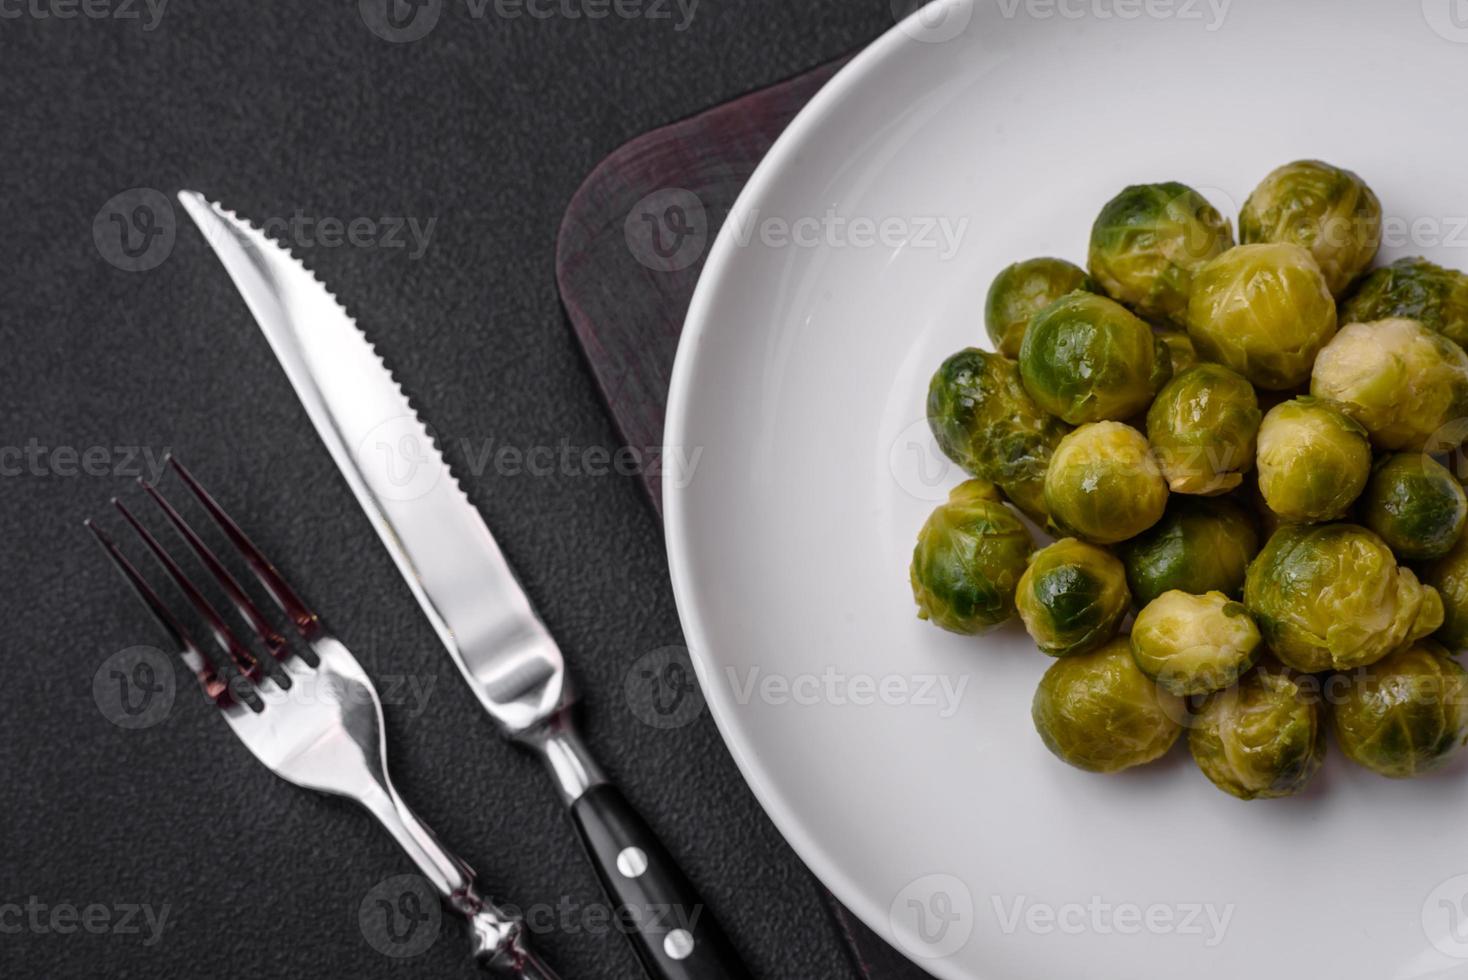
175,191,566,735
178,191,749,980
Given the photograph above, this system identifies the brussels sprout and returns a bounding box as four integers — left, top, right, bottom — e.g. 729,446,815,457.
1238,160,1382,297
1031,637,1183,773
1189,664,1325,800
1255,397,1372,523
1342,257,1468,350
1119,497,1259,606
1186,243,1337,390
1018,292,1171,425
1043,422,1169,545
1331,642,1468,778
1423,534,1468,651
1310,318,1468,452
1154,329,1198,374
1244,523,1443,672
1130,590,1262,696
1146,364,1261,496
985,258,1094,358
910,479,1033,634
1016,538,1130,657
1361,453,1467,561
926,348,1070,521
1087,182,1235,322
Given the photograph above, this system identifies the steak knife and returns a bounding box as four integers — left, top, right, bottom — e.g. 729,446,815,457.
178,191,750,980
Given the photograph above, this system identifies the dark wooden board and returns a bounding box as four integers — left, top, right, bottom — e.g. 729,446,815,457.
556,57,934,980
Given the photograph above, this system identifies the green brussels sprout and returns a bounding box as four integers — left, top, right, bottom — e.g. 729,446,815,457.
1015,538,1130,658
1031,637,1184,773
1154,329,1198,374
1238,160,1382,297
1423,533,1468,651
1255,397,1372,523
1119,497,1259,608
1361,453,1467,561
1189,664,1325,800
1146,364,1261,496
1186,242,1337,390
985,258,1094,358
1130,590,1262,696
1341,257,1468,350
1018,292,1171,425
910,479,1033,634
1331,642,1468,778
1043,422,1169,545
1244,523,1444,672
1087,182,1235,323
1310,318,1468,452
926,348,1070,521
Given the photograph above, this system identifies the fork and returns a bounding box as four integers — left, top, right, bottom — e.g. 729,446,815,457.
86,457,562,979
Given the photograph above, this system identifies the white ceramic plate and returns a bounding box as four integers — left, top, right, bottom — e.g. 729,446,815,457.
664,2,1468,976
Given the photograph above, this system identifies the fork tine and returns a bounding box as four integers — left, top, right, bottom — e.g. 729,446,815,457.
167,457,322,642
113,498,263,684
139,478,290,664
85,518,232,705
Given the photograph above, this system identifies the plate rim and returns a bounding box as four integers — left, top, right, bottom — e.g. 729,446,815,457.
662,3,975,976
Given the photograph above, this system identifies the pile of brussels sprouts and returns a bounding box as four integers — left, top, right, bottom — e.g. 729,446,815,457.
912,160,1468,799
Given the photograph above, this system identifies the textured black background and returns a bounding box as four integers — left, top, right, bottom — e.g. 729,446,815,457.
0,2,898,977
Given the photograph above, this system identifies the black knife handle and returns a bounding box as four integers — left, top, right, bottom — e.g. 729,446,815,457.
569,784,751,980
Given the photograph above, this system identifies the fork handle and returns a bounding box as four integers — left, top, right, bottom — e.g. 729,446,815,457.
359,784,561,979
570,784,750,980
469,911,562,980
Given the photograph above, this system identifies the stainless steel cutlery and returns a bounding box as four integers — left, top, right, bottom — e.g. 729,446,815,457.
88,459,559,979
175,191,750,980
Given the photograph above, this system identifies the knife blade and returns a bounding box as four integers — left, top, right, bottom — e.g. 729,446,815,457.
178,191,750,980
